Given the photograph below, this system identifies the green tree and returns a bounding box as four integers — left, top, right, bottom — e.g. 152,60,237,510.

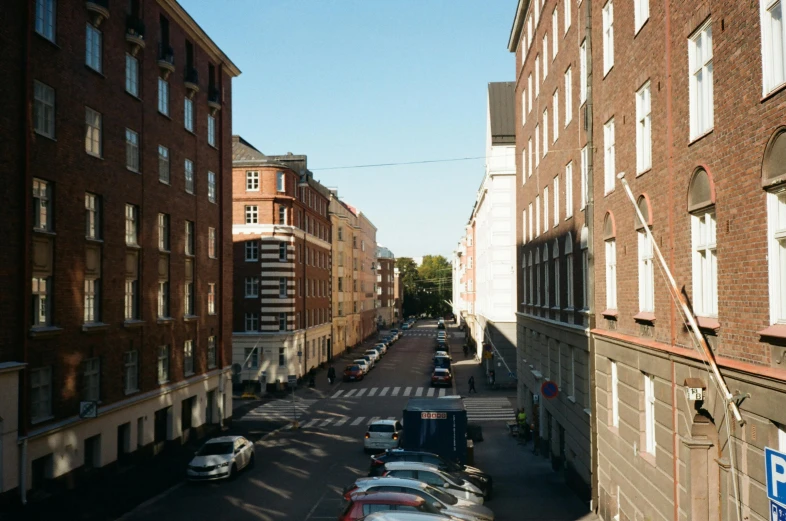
417,255,452,317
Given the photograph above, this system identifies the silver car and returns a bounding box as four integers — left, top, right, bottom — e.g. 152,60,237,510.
187,435,255,481
382,462,484,504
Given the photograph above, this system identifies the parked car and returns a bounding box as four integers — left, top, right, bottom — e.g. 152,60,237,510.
343,477,494,521
360,353,376,369
381,462,485,504
391,329,400,338
437,322,445,330
363,512,457,521
339,491,447,521
374,343,389,355
367,449,492,499
186,436,254,481
433,356,451,370
364,349,381,364
344,364,365,382
365,419,404,453
434,351,451,360
402,323,410,330
354,359,370,374
431,368,453,387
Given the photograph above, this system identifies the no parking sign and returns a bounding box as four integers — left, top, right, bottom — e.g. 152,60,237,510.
541,381,559,400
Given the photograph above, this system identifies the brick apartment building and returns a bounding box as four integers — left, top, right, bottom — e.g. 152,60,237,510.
231,138,332,389
509,1,786,521
376,246,397,328
329,192,379,353
393,266,403,321
508,0,594,503
0,0,239,503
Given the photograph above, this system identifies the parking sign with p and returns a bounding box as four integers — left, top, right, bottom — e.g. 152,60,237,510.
766,447,786,506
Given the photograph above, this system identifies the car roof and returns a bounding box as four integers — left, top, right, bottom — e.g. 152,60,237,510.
363,513,447,521
356,476,429,490
433,368,450,373
354,359,367,363
204,435,243,444
349,491,425,506
384,461,441,472
384,449,441,459
369,419,399,426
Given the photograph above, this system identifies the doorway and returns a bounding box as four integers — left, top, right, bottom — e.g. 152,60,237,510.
206,390,215,425
117,422,131,464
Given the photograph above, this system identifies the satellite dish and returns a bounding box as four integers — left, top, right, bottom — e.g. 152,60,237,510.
231,363,242,375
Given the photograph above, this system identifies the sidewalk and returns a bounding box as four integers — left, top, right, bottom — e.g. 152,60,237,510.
447,324,516,399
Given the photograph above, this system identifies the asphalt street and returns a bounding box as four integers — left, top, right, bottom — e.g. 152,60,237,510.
118,320,594,521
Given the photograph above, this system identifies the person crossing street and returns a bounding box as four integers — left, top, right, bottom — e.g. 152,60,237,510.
468,375,477,394
327,365,336,385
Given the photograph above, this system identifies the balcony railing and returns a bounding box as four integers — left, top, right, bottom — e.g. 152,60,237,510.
184,67,200,96
86,0,110,27
125,15,145,55
207,86,221,113
157,43,175,78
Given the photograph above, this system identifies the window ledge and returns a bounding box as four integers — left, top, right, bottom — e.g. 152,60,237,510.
639,452,657,467
124,319,144,329
693,316,720,332
124,388,140,396
86,152,104,160
689,128,714,146
185,253,195,258
762,81,786,103
34,32,60,49
184,371,195,377
85,65,105,78
33,229,56,237
86,237,103,243
159,179,171,186
33,130,56,142
636,167,652,178
633,312,656,324
567,395,576,403
184,315,199,322
159,248,171,254
157,317,174,325
31,415,55,425
601,309,619,319
126,243,141,250
158,380,170,386
158,111,172,120
758,323,786,340
125,90,141,102
29,326,63,338
82,322,110,333
551,306,561,311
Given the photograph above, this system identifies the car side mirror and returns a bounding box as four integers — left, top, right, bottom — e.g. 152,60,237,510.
433,502,443,510
443,482,450,488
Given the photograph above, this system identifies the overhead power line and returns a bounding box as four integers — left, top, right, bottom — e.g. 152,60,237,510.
311,155,487,171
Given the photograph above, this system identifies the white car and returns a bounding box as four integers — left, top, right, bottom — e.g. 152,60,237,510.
364,349,381,364
382,462,485,504
354,359,370,374
364,419,403,453
187,435,255,481
434,350,451,360
374,343,388,355
364,513,454,521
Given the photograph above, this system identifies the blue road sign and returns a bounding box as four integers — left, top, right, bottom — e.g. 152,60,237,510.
766,447,786,505
772,500,786,521
541,381,559,400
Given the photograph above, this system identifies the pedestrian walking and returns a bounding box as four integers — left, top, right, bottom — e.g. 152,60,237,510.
463,344,469,357
468,375,477,394
327,365,336,385
517,409,529,443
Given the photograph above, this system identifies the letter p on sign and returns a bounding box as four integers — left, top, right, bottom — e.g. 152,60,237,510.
766,448,786,505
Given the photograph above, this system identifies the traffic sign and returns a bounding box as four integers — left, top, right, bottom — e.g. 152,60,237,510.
541,381,559,400
766,447,786,505
287,375,297,386
508,371,516,379
772,500,786,521
79,401,98,418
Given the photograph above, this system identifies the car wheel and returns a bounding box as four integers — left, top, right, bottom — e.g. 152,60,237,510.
248,454,255,469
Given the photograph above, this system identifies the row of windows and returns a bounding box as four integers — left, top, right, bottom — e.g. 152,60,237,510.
242,203,329,241
522,231,589,314
244,170,328,219
30,337,216,423
243,276,330,299
243,309,330,333
242,240,330,272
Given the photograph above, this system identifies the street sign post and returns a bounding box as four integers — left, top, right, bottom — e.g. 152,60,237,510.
766,447,786,506
541,381,559,400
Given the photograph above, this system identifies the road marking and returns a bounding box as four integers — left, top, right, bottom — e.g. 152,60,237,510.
379,387,389,396
415,387,424,397
331,390,344,398
387,416,397,420
392,387,400,396
404,387,412,396
334,417,348,426
320,419,333,427
356,389,367,397
369,416,380,424
302,419,319,428
427,388,435,397
368,387,378,397
439,388,446,397
344,389,357,398
351,416,365,426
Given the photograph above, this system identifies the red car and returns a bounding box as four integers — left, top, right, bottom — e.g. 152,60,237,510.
343,364,364,382
431,368,452,387
339,491,445,520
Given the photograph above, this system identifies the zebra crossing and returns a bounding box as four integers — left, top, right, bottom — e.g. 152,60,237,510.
464,397,516,421
235,398,319,422
299,415,400,429
331,387,456,399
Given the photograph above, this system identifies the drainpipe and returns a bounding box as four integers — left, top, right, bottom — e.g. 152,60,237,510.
583,0,599,513
19,439,27,505
217,63,226,423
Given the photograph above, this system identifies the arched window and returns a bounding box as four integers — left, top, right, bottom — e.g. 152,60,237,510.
688,167,717,318
604,212,617,310
553,239,561,309
763,127,786,189
636,195,654,314
763,129,786,324
565,232,575,309
580,226,589,310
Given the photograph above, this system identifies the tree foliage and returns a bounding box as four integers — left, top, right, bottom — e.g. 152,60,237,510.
396,255,452,318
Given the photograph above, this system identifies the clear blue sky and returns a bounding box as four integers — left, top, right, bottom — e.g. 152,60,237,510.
182,0,516,259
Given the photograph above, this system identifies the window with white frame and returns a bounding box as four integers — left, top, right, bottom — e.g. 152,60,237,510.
566,236,574,308
552,9,558,57
602,1,614,75
184,341,194,376
636,82,652,173
543,110,549,155
125,204,138,245
158,145,170,184
536,195,541,237
528,74,533,112
535,249,541,305
124,351,138,394
279,241,287,261
158,213,169,251
208,283,216,314
157,280,169,317
185,220,194,255
565,162,574,218
528,252,534,304
535,124,540,167
279,312,287,331
277,171,286,192
581,146,589,209
564,0,571,33
207,114,216,146
278,205,287,225
208,227,216,258
279,277,287,298
565,67,573,126
554,241,560,308
184,97,194,132
33,81,55,138
246,171,259,191
689,20,714,139
604,119,616,194
245,312,258,332
207,336,216,368
184,280,194,316
644,373,656,454
767,190,786,323
125,54,139,96
580,40,588,103
582,227,589,309
544,186,550,234
634,0,650,33
692,210,717,317
638,229,654,312
761,0,786,94
185,159,194,193
31,366,52,422
84,278,99,323
606,239,617,309
610,360,619,427
157,345,169,384
528,138,533,177
553,176,560,227
528,202,534,241
85,107,102,157
543,35,549,77
35,0,56,41
522,90,526,126
126,129,139,172
82,357,100,401
245,277,259,298
85,192,100,239
85,23,102,72
522,150,527,184
245,241,259,262
536,55,540,97
544,245,550,308
522,211,528,245
552,90,559,142
208,171,216,203
244,347,258,368
245,205,257,224
158,77,169,115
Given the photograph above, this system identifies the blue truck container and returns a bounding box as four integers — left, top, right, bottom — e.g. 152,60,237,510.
401,396,468,464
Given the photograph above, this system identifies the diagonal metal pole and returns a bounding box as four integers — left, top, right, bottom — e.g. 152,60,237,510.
618,173,743,425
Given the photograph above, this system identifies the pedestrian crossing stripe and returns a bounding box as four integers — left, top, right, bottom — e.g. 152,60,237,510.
235,399,318,422
331,387,454,399
464,397,515,421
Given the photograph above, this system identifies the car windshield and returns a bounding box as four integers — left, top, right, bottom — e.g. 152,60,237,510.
346,366,360,372
434,369,448,375
365,351,376,356
423,484,457,505
368,424,395,433
197,442,233,456
446,471,466,485
354,360,366,366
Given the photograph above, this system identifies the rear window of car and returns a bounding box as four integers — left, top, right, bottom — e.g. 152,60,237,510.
365,350,376,355
434,369,449,375
369,423,395,433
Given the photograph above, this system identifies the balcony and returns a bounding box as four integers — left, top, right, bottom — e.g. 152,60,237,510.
207,86,221,114
125,15,145,56
157,43,175,79
184,67,199,98
86,0,109,27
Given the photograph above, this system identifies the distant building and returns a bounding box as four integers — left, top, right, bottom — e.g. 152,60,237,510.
231,138,332,390
376,246,397,328
393,267,404,321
